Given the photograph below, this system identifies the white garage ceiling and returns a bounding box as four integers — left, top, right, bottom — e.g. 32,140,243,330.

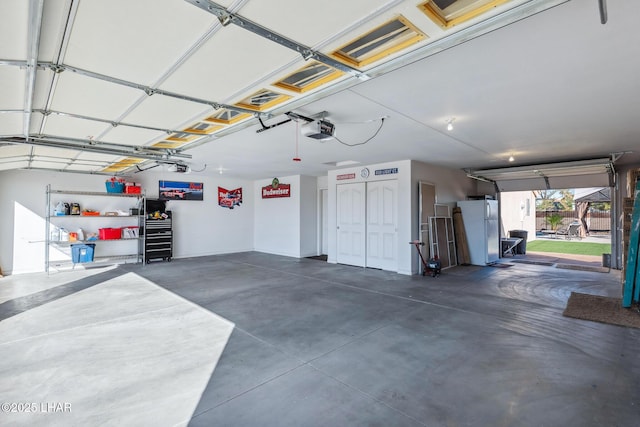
1,0,639,180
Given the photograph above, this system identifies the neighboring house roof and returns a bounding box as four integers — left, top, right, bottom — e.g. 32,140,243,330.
574,187,611,203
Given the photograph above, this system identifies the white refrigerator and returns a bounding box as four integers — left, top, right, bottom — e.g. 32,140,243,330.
457,200,500,266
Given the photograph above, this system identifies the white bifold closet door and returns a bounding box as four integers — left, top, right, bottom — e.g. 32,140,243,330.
336,180,398,271
366,180,397,271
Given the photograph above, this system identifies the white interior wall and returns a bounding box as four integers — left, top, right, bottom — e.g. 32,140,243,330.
317,175,328,256
0,170,108,274
499,191,536,241
2,162,473,276
135,171,254,259
253,175,301,257
299,175,318,258
0,169,254,274
475,180,496,196
0,170,46,274
317,176,328,189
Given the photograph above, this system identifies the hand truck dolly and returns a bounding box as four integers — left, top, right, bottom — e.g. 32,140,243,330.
410,240,441,277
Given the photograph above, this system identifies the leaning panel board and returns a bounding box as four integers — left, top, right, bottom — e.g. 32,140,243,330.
623,180,640,307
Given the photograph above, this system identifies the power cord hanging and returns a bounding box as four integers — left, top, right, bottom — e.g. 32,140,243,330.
333,117,385,147
190,164,207,172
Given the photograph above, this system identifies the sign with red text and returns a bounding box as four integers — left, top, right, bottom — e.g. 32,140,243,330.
218,186,243,209
262,178,291,199
159,180,203,201
337,173,356,180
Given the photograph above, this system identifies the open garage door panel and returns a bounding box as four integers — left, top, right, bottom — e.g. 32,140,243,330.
468,158,614,192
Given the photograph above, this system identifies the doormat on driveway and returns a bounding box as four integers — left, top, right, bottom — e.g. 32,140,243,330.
563,292,640,329
509,259,555,266
555,263,609,273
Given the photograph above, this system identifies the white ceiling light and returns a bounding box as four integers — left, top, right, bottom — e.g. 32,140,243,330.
446,117,455,131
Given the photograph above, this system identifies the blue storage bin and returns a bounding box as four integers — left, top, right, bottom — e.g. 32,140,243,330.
71,244,95,263
105,181,125,193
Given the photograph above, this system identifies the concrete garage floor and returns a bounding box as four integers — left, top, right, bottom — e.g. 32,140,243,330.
1,253,638,426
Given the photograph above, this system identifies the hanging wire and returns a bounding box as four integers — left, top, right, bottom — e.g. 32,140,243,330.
293,119,301,161
333,117,385,147
190,164,207,172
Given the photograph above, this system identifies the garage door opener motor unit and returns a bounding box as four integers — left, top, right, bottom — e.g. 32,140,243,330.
301,119,335,141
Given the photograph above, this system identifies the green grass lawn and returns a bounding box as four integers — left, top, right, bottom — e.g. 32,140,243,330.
527,240,611,256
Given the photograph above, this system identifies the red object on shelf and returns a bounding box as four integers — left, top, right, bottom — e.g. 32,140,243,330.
99,228,122,240
125,184,141,194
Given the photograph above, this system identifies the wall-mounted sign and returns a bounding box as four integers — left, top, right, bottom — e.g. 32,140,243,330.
374,168,398,176
360,168,370,178
218,186,242,209
337,173,356,180
159,180,203,201
262,177,291,199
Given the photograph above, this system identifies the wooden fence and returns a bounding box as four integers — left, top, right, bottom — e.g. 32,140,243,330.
536,210,611,232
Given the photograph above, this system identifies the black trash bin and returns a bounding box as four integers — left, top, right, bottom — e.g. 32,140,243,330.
509,230,528,254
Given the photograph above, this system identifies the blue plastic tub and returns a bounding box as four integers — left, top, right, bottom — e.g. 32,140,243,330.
105,181,125,193
71,244,95,263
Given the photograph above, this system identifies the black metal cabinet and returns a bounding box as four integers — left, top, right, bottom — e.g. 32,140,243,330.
144,216,172,263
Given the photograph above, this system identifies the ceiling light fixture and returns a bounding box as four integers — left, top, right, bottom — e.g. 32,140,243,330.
508,155,515,162
446,117,455,131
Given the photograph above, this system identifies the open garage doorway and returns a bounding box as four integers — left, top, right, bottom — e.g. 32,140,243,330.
500,188,612,270
468,158,618,270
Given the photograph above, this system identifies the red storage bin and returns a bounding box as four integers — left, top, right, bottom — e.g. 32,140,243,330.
125,184,141,194
99,227,122,240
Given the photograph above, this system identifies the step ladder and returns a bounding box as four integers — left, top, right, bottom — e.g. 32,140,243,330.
623,180,640,307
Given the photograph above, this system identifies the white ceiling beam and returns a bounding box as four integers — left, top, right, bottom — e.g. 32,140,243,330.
22,167,124,176
40,0,81,135
183,0,368,80
38,62,259,116
35,109,207,137
25,0,44,170
1,136,192,162
0,60,27,67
